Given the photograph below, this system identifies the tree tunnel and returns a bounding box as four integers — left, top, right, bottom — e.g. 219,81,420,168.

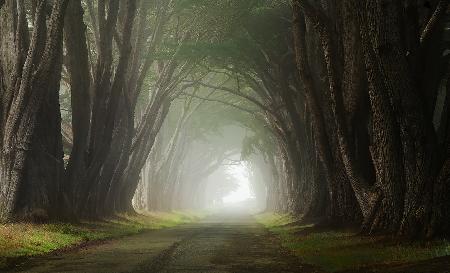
0,0,449,241
131,110,270,213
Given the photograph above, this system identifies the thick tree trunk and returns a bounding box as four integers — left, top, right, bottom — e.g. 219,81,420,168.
293,0,449,236
19,40,65,220
0,0,68,222
64,0,92,217
293,4,362,224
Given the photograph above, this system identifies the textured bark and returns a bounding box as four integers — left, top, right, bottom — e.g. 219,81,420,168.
62,0,142,217
359,0,446,236
79,0,136,215
293,0,450,236
19,33,65,220
106,3,179,214
293,4,362,224
0,0,68,222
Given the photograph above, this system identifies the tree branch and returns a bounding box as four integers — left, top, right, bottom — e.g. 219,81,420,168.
182,80,272,113
179,92,257,115
420,0,449,44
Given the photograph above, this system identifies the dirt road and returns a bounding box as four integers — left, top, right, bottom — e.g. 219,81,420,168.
6,213,319,273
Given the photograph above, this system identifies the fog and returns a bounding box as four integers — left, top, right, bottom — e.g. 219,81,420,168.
222,163,254,204
133,105,269,213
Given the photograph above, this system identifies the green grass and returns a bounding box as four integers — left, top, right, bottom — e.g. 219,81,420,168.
0,210,206,269
255,212,450,272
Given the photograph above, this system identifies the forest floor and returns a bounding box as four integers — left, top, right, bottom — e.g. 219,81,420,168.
255,213,450,273
0,211,205,272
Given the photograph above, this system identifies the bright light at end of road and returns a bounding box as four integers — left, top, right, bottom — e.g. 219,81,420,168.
222,163,254,204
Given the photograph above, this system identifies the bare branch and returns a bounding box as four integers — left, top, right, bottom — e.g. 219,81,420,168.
420,0,449,44
179,92,257,115
182,80,272,113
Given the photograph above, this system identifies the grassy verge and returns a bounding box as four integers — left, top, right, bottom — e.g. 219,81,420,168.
0,210,206,269
255,212,450,272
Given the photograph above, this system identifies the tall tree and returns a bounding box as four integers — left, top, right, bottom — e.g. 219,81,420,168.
293,0,450,237
0,0,68,222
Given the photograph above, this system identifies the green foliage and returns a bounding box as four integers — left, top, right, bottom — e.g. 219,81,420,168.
167,0,290,159
151,0,291,65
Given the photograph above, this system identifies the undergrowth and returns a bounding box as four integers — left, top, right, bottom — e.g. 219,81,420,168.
0,210,205,269
255,212,450,272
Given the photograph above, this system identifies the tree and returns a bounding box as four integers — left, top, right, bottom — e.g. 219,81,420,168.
63,0,197,217
0,0,68,221
293,0,450,237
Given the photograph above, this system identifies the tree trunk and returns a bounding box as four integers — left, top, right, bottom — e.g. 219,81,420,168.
0,0,68,222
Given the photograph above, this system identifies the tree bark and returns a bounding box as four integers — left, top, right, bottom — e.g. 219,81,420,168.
0,0,68,222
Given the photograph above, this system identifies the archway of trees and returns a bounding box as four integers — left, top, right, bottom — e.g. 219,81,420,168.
0,0,449,240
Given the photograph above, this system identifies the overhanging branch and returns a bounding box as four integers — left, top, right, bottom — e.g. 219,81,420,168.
179,92,257,115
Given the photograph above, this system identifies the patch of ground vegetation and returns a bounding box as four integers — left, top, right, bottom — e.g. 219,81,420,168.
0,211,205,269
255,213,450,272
